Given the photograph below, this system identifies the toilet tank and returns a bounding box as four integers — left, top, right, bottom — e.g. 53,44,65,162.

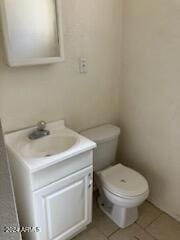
81,124,120,172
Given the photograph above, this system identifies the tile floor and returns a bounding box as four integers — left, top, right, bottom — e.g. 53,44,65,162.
73,193,180,240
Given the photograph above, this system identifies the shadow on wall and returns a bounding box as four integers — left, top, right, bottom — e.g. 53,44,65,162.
119,140,170,215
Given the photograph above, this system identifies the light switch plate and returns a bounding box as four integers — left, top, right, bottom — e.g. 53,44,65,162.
79,58,88,73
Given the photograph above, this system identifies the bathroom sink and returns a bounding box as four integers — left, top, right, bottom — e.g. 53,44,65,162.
19,135,78,159
5,120,96,172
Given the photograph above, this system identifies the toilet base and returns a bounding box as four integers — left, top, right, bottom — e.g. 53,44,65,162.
98,196,138,228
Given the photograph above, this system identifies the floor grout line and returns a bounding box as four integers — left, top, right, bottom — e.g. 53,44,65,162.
135,210,163,231
107,227,120,239
144,212,163,229
134,237,140,240
135,221,159,240
143,228,159,240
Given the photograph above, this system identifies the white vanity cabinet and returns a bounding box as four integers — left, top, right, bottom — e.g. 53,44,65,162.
7,150,94,240
5,120,96,240
33,166,93,240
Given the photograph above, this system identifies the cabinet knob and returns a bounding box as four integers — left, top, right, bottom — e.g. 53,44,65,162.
88,179,93,188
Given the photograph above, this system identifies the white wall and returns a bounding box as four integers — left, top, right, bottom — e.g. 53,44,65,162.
0,0,122,132
121,0,180,221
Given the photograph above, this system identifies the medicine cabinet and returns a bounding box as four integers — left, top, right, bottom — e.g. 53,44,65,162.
0,0,64,66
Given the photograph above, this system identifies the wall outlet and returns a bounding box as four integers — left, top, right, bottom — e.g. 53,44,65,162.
79,58,88,73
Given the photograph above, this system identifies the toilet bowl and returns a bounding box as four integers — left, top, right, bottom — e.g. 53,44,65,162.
81,124,149,228
96,164,149,228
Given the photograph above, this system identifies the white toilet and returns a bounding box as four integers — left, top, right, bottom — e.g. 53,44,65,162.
81,124,149,228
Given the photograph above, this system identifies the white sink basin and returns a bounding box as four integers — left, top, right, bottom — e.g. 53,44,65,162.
20,135,78,159
5,120,96,172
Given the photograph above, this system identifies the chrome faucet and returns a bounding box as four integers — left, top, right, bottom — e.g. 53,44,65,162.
28,121,50,140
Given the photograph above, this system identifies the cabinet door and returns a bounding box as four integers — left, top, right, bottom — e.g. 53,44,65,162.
33,166,93,240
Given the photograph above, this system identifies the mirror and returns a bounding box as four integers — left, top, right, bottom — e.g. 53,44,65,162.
0,0,64,66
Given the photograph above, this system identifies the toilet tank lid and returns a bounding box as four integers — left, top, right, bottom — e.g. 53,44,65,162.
81,124,120,144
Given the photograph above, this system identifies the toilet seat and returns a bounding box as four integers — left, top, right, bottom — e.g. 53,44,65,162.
99,164,149,198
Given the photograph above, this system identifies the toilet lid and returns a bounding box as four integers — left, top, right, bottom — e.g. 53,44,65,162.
99,164,149,198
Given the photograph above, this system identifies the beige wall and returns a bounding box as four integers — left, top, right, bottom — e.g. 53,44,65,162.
0,0,122,132
121,0,180,221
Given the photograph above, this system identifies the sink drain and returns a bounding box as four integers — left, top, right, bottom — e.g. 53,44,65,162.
120,179,127,183
45,154,52,157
